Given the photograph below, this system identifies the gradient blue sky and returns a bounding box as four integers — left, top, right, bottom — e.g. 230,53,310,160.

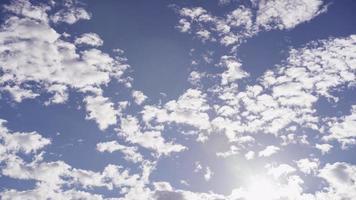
0,0,355,199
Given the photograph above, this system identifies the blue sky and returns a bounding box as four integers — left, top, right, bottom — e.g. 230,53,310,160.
0,0,355,199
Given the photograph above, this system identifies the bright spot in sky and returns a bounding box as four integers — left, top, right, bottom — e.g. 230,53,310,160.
243,176,279,200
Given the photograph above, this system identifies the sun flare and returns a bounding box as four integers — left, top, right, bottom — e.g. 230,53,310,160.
244,176,279,200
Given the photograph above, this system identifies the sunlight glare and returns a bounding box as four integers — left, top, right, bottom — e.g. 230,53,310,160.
244,176,279,200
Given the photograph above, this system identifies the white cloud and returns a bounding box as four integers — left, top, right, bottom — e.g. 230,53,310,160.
245,151,255,160
204,166,213,181
176,1,326,48
210,35,356,144
316,143,333,155
256,0,326,30
258,145,280,157
296,158,319,174
96,140,143,163
324,105,356,147
142,89,211,131
45,84,68,105
194,161,203,173
176,6,254,47
188,71,205,86
0,0,130,131
1,85,39,103
84,95,117,130
51,5,91,24
3,0,50,23
216,145,239,158
219,56,249,85
266,163,296,179
317,162,356,199
154,181,173,191
132,90,147,105
176,19,191,32
0,118,150,199
75,33,103,46
0,119,50,155
118,116,187,156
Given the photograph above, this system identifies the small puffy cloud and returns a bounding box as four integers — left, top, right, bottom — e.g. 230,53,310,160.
316,143,333,155
244,151,255,160
188,71,205,86
75,33,103,46
154,181,173,191
118,116,187,156
84,95,117,130
176,19,191,32
1,85,39,103
142,89,211,131
216,145,239,158
45,84,68,105
266,163,296,179
296,158,319,174
194,161,203,173
204,166,213,181
258,145,280,157
132,90,147,105
218,0,231,6
0,119,51,154
96,141,143,163
51,6,91,24
219,56,249,85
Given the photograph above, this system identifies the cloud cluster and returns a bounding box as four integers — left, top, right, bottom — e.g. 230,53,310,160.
324,105,356,147
0,0,130,130
117,115,187,156
0,0,355,199
176,0,326,49
0,118,156,200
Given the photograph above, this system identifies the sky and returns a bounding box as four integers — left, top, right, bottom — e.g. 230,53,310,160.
0,0,355,199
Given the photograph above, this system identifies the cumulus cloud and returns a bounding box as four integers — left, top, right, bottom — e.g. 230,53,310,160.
324,105,356,147
266,163,296,179
209,35,356,146
0,0,130,131
204,166,213,181
216,145,239,158
142,89,211,131
316,143,333,155
256,0,326,30
0,118,150,199
50,3,91,24
75,33,104,46
118,116,187,156
296,158,319,174
258,145,280,157
132,90,147,105
244,151,255,160
176,0,326,48
96,140,144,163
84,95,118,130
219,56,249,85
317,162,356,199
0,119,50,155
